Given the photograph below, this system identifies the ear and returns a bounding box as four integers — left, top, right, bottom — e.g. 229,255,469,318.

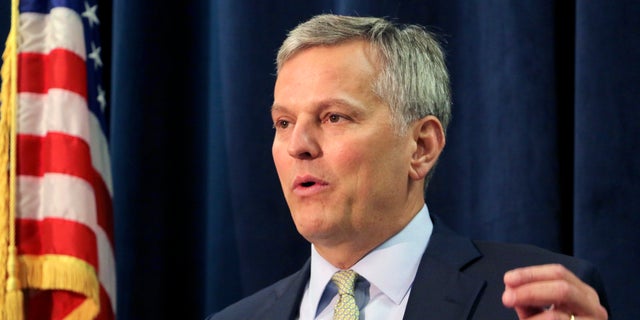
408,116,445,180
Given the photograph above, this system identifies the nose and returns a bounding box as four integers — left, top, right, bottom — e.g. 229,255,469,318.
287,120,321,159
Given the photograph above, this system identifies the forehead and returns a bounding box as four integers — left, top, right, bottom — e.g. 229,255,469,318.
273,40,381,108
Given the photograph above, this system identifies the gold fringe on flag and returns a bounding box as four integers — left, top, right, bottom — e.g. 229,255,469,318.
0,0,24,319
19,255,100,319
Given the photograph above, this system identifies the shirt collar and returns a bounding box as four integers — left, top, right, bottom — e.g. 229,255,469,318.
306,204,433,311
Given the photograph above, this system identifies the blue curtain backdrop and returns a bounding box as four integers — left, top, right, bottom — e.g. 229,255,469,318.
109,1,639,319
1,0,635,319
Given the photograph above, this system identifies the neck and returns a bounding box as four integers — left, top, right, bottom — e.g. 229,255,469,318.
314,200,424,269
314,241,375,270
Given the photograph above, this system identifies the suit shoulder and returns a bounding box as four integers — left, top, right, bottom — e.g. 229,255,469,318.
206,268,306,320
470,240,604,287
470,240,610,313
472,240,591,269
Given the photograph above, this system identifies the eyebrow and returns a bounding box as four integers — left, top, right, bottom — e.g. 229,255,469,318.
271,98,367,116
270,103,285,114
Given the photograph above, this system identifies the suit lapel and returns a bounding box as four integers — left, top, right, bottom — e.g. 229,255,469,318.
259,215,488,320
256,260,311,320
403,214,486,320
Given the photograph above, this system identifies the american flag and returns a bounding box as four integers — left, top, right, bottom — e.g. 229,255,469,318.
0,0,115,319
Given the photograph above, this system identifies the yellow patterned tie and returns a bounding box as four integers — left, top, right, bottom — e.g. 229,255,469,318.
331,270,359,320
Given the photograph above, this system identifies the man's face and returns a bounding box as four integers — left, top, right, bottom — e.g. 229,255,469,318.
271,40,420,249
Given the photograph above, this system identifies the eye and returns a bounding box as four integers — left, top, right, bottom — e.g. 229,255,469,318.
273,119,290,129
324,113,347,124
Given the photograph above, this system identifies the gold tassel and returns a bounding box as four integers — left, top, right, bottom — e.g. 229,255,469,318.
0,0,24,319
5,247,23,320
0,5,15,316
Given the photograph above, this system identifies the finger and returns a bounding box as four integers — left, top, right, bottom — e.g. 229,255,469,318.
504,264,582,288
510,304,540,319
514,309,576,320
505,279,574,308
503,288,554,316
504,279,607,319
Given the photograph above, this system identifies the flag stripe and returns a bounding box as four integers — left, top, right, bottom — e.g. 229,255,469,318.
17,134,114,246
96,226,116,303
18,91,90,139
19,10,86,58
18,91,113,194
88,126,113,196
18,50,87,97
97,286,115,320
18,133,93,180
24,290,85,319
16,218,98,268
18,175,97,224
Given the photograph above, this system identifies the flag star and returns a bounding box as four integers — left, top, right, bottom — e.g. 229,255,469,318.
82,2,100,27
97,85,107,112
88,42,102,69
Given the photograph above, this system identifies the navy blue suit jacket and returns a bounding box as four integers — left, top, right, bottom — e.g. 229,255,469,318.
207,214,609,319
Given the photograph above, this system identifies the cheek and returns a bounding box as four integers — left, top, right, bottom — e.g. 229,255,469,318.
332,141,397,183
272,144,292,184
272,139,290,165
348,140,409,187
331,143,368,173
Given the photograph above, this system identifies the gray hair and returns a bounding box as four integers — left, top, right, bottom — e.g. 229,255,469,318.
276,14,451,134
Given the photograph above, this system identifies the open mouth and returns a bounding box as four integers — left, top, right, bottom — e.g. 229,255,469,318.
293,176,328,192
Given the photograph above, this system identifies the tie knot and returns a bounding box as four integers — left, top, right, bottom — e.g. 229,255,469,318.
331,269,358,295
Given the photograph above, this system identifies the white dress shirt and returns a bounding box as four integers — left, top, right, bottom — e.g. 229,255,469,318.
298,205,433,320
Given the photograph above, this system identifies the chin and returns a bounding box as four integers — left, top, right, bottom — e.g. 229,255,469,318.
290,203,341,239
293,219,332,243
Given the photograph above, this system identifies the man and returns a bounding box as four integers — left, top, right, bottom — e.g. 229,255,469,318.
208,14,609,319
